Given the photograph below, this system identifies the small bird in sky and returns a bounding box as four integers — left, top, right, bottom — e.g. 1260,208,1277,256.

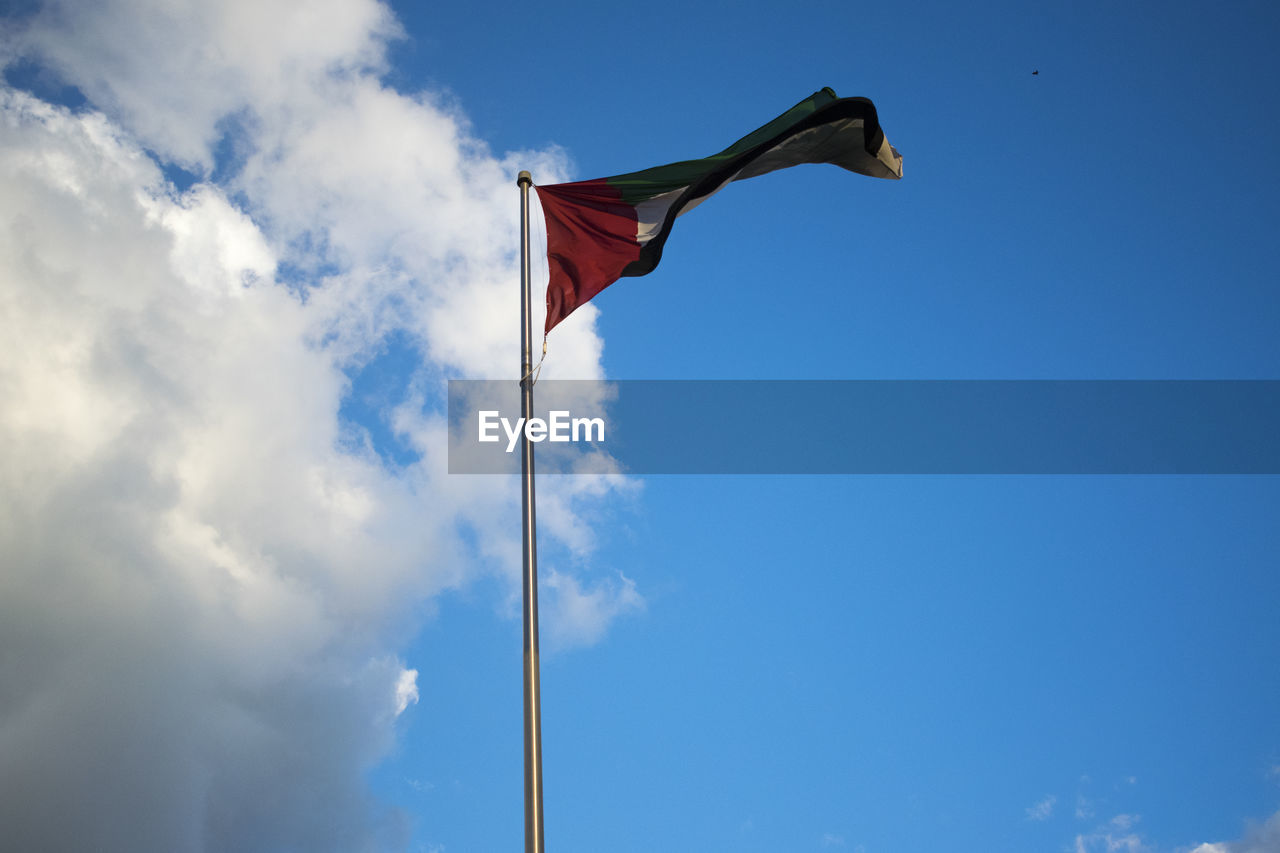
1032,70,1039,75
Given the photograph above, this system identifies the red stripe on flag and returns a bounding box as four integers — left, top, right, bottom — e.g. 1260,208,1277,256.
537,180,642,333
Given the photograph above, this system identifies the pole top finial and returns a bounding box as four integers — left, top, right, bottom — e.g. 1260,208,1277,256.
517,170,532,186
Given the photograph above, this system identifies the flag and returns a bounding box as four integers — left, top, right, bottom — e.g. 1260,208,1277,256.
535,88,902,333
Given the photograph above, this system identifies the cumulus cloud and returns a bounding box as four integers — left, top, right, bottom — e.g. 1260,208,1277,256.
9,0,402,171
0,0,639,849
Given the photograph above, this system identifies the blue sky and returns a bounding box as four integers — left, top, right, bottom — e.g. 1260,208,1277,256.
2,1,1278,852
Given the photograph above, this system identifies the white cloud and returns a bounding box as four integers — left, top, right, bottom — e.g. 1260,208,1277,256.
153,184,276,295
542,569,645,652
0,0,639,849
1,85,419,851
1027,793,1057,821
12,0,401,170
1073,814,1148,853
394,668,419,715
1070,810,1280,853
1189,811,1280,853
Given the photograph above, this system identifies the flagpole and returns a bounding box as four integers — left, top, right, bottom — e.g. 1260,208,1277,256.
517,170,546,853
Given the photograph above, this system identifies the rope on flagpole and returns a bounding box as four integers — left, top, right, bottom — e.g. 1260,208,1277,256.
520,337,547,387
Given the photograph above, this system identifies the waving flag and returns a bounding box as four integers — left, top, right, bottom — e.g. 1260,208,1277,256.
535,88,902,332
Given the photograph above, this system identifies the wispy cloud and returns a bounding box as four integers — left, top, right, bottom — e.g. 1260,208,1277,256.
542,569,645,652
1027,794,1057,821
1073,814,1148,853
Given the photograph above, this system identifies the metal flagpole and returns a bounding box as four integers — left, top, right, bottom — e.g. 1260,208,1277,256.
516,170,545,853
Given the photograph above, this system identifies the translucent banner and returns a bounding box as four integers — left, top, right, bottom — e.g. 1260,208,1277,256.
447,380,1280,475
